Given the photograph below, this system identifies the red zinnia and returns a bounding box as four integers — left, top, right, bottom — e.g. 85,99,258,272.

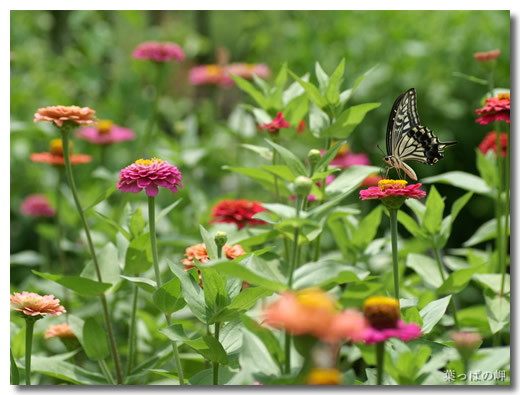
479,131,508,157
475,93,510,125
262,112,290,133
473,49,500,63
211,199,266,229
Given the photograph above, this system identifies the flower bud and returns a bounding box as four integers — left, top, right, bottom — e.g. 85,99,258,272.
308,149,321,165
451,331,482,360
214,231,228,249
294,176,313,197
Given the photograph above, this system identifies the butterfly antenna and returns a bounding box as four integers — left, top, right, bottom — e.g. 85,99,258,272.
376,144,385,155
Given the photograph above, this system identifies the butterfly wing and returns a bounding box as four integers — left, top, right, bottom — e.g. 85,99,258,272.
386,88,421,156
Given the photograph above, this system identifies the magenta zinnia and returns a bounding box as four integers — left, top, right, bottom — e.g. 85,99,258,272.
20,195,55,217
475,93,510,125
360,179,426,209
132,41,185,63
10,292,66,317
117,158,182,197
262,112,291,132
76,120,136,145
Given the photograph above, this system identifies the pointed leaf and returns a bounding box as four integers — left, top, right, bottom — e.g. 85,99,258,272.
288,70,327,108
265,139,307,177
153,277,186,314
200,225,218,261
419,295,452,334
322,103,381,138
32,271,111,296
82,318,109,361
230,74,269,109
124,232,153,274
326,58,345,105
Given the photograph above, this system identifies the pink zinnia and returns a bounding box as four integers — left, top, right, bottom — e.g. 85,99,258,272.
20,195,55,217
475,93,510,125
132,41,185,63
34,105,96,128
331,152,370,169
262,112,290,133
211,199,266,229
10,292,66,317
76,120,136,145
189,63,271,87
117,158,182,197
362,319,422,344
360,179,426,200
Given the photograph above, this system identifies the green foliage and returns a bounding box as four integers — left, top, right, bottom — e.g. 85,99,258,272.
82,318,110,361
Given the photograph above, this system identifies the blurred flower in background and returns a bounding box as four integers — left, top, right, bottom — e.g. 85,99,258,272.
76,120,136,145
44,323,76,339
262,112,290,132
20,194,55,217
211,199,266,229
189,63,270,87
30,139,92,166
132,41,185,63
479,131,508,157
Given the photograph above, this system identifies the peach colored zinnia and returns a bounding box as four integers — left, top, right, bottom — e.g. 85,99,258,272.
30,139,92,166
76,120,136,145
132,41,185,63
44,323,76,339
34,105,96,128
10,291,66,317
20,194,55,217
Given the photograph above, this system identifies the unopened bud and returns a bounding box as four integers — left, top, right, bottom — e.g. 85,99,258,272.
294,176,313,196
308,149,321,165
451,331,482,360
214,231,228,249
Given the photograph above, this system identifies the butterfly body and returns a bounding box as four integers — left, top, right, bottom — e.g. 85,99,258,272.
384,88,456,181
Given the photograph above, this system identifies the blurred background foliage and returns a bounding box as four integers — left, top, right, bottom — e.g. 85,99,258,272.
11,10,510,263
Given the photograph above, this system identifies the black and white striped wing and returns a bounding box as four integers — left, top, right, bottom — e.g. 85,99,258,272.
386,88,421,157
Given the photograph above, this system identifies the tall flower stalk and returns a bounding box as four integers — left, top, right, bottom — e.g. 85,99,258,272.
501,123,510,296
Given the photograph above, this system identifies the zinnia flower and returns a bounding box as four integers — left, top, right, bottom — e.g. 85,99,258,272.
211,199,266,229
30,139,92,166
306,368,341,385
132,41,185,62
360,179,426,210
117,158,182,197
20,195,55,217
327,309,369,343
262,112,291,133
34,105,96,128
76,120,136,145
321,143,371,169
475,93,510,125
361,296,421,344
473,49,500,62
189,63,271,87
451,331,482,351
479,131,508,157
297,120,306,134
10,292,66,317
44,323,76,339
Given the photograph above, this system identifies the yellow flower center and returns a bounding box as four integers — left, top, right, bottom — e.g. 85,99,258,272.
206,65,222,77
307,368,341,385
363,296,400,330
498,93,510,101
378,179,408,191
97,120,113,134
331,141,350,156
50,139,72,156
135,158,163,166
295,288,337,313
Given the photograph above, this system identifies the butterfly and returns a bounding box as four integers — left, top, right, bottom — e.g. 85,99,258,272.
383,88,456,181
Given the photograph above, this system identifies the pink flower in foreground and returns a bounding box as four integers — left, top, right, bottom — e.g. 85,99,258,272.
360,179,426,209
44,323,76,339
76,120,136,145
132,41,185,63
475,93,510,125
362,296,421,344
34,105,96,128
21,195,55,217
10,292,66,317
262,112,290,133
117,158,182,197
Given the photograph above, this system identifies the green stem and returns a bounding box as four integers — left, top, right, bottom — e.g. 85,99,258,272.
10,348,20,385
494,122,504,274
288,196,301,288
55,168,70,314
284,332,291,375
148,196,185,385
213,322,220,385
99,360,116,385
126,281,139,377
272,149,280,202
501,124,510,296
388,209,400,301
376,341,385,385
433,246,460,330
25,319,35,385
462,357,469,386
60,130,123,384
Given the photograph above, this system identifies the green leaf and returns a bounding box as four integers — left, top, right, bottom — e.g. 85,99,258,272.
351,205,383,251
200,267,229,321
94,211,131,240
11,327,25,359
82,318,109,361
403,307,423,327
124,233,153,274
265,139,307,177
284,92,309,125
128,206,145,238
185,336,229,364
423,185,444,235
437,264,485,295
83,185,117,211
419,295,452,334
156,199,183,223
315,61,329,93
10,250,44,266
188,366,235,385
121,275,157,293
339,280,384,309
240,314,284,367
325,165,381,195
10,348,19,385
80,243,121,290
230,74,269,109
252,108,272,124
340,65,378,106
224,166,291,196
308,102,330,137
153,277,187,314
421,171,493,195
32,271,111,296
463,216,509,247
476,149,498,188
288,70,327,108
199,225,218,261
260,165,296,182
31,356,107,385
452,71,488,86
484,292,509,334
159,324,191,343
406,253,446,290
472,273,510,295
322,103,381,138
397,211,427,239
293,260,369,289
214,287,273,322
326,58,345,105
241,144,273,160
314,142,343,173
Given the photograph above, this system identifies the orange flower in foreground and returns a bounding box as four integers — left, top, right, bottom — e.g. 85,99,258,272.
10,291,66,317
44,323,76,339
31,139,92,166
34,105,96,128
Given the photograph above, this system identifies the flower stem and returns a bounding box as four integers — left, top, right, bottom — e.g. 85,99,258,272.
60,130,123,384
376,341,385,385
313,137,332,262
10,348,20,385
213,322,220,385
148,196,185,385
388,209,400,301
501,124,510,297
24,318,35,385
494,122,504,275
99,359,116,385
55,168,70,318
433,246,460,330
126,281,139,377
284,331,291,375
272,149,280,202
